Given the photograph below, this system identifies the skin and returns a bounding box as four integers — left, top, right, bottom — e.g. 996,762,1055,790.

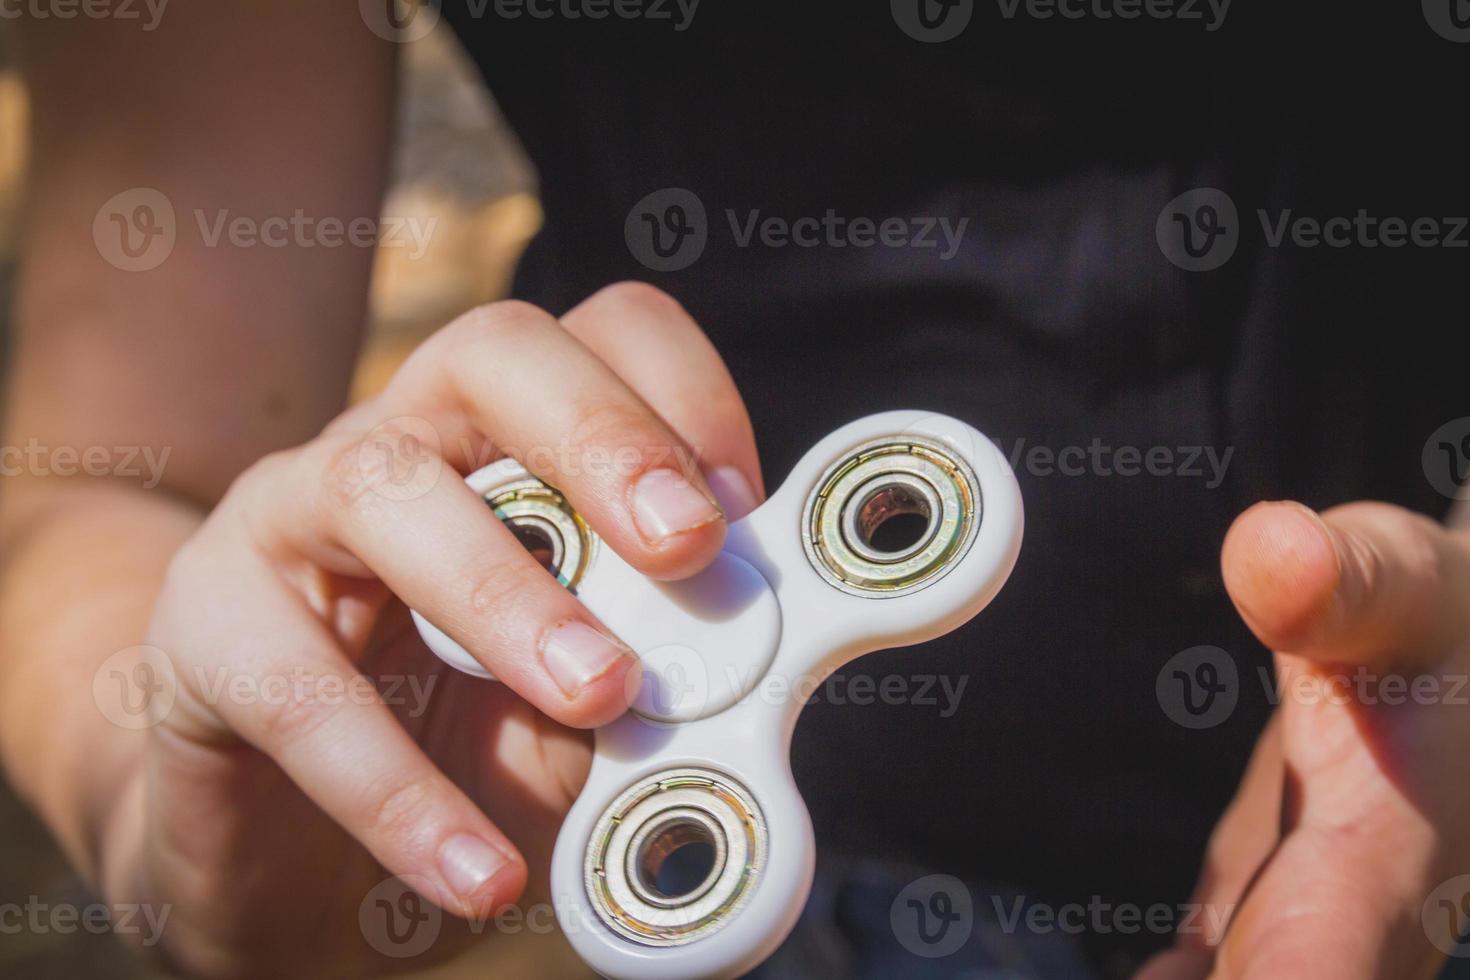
1,6,1464,979
1139,502,1470,980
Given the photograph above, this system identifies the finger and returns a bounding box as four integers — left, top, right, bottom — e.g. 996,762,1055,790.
1134,946,1212,980
560,282,764,519
241,443,641,729
1210,828,1444,980
369,300,728,579
1137,716,1283,978
1185,713,1284,945
1220,501,1470,667
158,544,528,923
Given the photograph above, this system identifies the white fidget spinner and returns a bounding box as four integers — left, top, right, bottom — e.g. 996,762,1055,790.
412,411,1023,979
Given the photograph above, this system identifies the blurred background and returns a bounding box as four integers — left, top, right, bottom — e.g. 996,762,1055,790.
0,25,590,980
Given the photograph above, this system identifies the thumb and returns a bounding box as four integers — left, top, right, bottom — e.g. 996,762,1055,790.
1221,501,1470,668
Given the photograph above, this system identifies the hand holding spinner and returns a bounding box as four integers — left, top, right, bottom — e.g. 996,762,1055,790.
412,411,1023,978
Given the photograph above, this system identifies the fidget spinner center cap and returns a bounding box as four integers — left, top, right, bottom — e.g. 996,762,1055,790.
581,550,783,724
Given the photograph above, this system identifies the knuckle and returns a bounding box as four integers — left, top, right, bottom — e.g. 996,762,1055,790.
364,774,438,845
254,678,347,752
223,448,295,512
439,299,556,355
318,429,423,517
321,436,385,515
462,553,546,623
589,280,686,320
565,399,666,466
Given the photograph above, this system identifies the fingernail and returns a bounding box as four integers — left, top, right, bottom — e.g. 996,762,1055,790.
439,833,509,899
630,468,721,543
705,465,759,521
543,621,631,697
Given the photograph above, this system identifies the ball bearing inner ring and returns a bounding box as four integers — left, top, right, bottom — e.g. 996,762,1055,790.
842,472,943,564
586,768,766,946
803,437,981,597
627,808,726,909
486,478,597,591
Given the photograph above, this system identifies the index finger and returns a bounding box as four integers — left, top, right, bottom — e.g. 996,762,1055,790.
357,300,728,580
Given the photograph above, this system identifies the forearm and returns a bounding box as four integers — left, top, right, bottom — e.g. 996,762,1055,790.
1,0,394,879
0,477,201,884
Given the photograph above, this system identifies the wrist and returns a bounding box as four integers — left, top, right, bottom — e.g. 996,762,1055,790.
0,480,200,879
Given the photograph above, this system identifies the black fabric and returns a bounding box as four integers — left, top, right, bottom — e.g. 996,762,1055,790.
444,3,1469,970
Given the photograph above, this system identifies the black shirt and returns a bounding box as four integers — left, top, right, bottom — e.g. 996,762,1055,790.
444,2,1468,967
